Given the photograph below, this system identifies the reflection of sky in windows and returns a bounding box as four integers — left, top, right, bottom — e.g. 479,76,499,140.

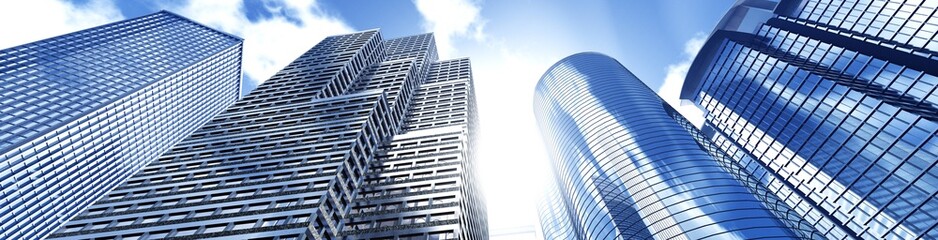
0,11,242,240
696,4,938,237
0,11,241,151
791,0,938,60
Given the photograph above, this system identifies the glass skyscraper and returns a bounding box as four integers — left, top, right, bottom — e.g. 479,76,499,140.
0,11,243,240
49,29,486,240
533,52,801,239
681,0,938,239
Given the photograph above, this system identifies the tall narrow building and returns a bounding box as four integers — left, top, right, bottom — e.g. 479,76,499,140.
534,52,801,239
681,0,938,239
49,29,487,240
0,11,243,240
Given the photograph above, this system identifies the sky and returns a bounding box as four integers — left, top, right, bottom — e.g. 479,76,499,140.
0,0,734,238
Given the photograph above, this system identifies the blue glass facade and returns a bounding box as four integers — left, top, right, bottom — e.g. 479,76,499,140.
534,52,799,239
0,11,243,239
49,29,487,240
682,0,938,239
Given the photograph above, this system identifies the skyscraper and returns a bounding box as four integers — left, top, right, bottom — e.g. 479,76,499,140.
49,29,486,240
341,57,488,240
533,52,801,239
681,0,938,239
0,11,243,239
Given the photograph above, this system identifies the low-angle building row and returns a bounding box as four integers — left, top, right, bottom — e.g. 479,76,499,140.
1,0,936,239
0,11,485,240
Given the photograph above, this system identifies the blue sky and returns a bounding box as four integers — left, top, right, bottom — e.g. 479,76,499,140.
90,0,733,96
0,0,734,238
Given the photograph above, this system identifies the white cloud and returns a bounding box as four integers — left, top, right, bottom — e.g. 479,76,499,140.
413,0,486,58
0,0,123,49
658,33,708,127
161,0,354,94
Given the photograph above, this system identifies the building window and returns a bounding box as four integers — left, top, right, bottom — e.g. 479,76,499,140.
174,227,198,237
429,231,454,240
167,213,187,221
232,221,256,230
247,203,268,211
135,203,154,210
377,218,397,227
404,215,426,224
261,187,280,194
432,196,456,205
261,217,286,227
193,210,214,218
383,202,400,210
430,212,455,221
111,218,133,227
220,206,241,214
210,194,228,201
350,221,370,230
160,199,179,207
302,197,320,205
290,215,310,223
89,222,108,230
112,205,130,213
203,224,226,233
140,216,160,224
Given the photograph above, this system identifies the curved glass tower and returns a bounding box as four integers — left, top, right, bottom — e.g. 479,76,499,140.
533,52,798,239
